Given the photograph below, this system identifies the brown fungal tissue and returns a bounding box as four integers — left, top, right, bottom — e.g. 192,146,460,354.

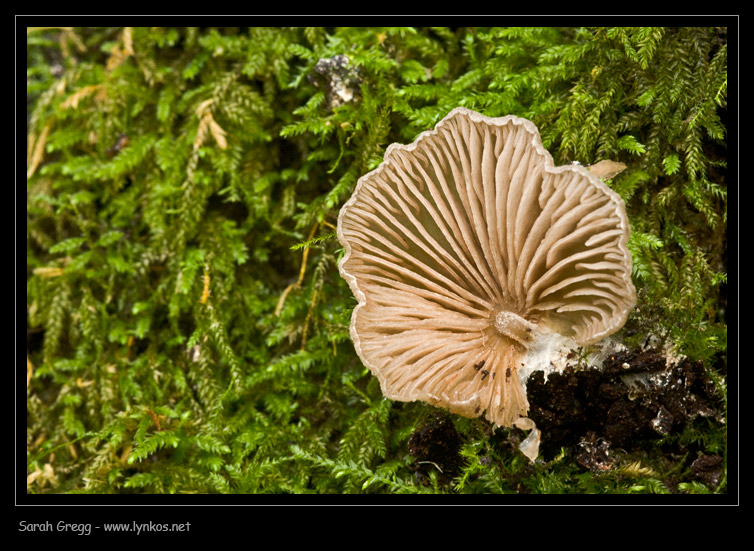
337,108,636,455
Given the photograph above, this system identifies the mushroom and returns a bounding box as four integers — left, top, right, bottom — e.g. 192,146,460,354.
337,107,636,433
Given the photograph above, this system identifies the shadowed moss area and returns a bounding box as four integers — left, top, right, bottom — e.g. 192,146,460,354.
26,26,728,495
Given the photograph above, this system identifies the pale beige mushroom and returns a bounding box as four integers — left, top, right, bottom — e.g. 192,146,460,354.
337,107,636,432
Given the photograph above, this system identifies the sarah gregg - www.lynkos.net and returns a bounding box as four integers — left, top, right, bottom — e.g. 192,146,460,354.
19,520,192,535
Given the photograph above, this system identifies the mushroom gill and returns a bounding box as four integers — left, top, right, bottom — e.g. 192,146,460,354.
337,107,636,429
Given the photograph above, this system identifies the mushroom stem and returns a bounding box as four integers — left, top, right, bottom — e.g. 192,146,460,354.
492,309,537,347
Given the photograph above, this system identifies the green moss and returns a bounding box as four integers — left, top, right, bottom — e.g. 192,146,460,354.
27,26,727,494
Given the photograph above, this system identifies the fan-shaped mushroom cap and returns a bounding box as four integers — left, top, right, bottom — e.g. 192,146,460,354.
337,108,636,428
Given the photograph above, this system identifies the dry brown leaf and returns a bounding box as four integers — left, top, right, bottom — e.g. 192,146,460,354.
588,159,627,181
27,354,34,389
193,115,210,152
60,84,101,110
123,27,134,56
208,118,228,150
27,122,52,179
33,266,65,278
